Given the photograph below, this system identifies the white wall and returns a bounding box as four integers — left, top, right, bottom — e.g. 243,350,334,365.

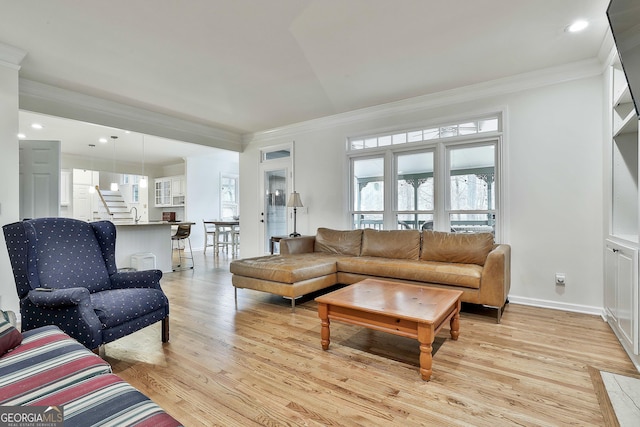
185,151,239,250
0,45,24,312
239,68,604,313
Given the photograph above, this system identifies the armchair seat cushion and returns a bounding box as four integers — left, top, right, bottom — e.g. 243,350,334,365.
91,289,168,329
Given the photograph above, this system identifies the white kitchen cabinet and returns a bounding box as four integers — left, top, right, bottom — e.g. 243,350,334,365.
171,176,185,206
154,175,185,207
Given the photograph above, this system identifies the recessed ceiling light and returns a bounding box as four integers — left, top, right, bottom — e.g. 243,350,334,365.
30,123,43,129
567,20,589,33
17,133,26,139
99,137,108,143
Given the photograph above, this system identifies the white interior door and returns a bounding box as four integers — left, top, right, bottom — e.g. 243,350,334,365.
72,169,98,221
19,140,61,220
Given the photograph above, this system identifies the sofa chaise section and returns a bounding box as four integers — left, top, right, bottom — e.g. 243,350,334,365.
231,253,347,310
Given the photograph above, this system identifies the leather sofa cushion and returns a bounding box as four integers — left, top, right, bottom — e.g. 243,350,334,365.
230,254,343,283
361,229,420,260
421,231,494,266
314,228,363,256
338,256,482,289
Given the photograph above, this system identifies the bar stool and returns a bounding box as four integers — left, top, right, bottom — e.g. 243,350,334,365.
171,224,193,270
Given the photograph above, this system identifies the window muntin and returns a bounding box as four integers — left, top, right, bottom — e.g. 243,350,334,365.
395,150,434,230
352,157,384,229
348,114,501,236
447,144,496,233
348,116,499,152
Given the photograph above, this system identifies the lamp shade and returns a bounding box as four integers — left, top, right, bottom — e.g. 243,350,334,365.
287,191,303,208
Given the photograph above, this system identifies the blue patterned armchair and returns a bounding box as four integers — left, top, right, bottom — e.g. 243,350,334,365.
2,217,169,350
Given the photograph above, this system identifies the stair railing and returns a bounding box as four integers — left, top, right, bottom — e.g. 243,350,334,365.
95,186,114,219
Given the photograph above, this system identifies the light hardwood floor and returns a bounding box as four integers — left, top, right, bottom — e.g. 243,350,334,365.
102,251,636,426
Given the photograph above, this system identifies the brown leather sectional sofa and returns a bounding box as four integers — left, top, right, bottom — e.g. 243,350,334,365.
230,228,511,322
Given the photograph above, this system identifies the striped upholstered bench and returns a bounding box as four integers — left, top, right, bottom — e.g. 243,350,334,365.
0,325,112,405
0,323,181,426
30,373,181,427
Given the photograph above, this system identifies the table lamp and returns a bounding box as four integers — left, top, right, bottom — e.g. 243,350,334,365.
287,191,303,237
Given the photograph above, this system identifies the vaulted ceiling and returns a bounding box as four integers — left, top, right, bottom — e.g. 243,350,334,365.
1,0,610,139
0,1,614,166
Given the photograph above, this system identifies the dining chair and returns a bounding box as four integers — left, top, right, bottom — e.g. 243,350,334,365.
203,220,216,254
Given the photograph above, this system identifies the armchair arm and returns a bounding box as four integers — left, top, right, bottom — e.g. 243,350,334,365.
27,287,91,308
22,288,103,349
110,269,163,290
280,236,316,254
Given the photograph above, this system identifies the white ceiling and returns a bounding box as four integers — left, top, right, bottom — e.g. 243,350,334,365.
18,110,226,166
1,0,611,162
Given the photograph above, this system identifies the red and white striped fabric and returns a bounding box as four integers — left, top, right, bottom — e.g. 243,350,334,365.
30,373,182,427
0,326,112,405
0,325,182,426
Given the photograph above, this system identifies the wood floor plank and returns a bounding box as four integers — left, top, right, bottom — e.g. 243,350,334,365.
100,252,636,426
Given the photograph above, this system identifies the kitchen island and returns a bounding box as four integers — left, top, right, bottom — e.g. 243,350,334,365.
114,221,193,273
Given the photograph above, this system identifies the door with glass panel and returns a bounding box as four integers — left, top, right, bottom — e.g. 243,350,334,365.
261,165,289,253
447,143,497,234
395,150,435,230
259,145,293,253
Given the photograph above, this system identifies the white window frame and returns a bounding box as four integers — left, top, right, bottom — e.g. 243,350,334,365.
347,114,503,239
220,173,239,218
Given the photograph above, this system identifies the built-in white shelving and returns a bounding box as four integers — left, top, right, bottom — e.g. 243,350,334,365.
605,57,640,372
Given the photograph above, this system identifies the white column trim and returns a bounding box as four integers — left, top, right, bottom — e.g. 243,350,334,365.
19,79,243,152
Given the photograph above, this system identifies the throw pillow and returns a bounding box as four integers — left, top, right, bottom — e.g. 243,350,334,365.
0,310,23,356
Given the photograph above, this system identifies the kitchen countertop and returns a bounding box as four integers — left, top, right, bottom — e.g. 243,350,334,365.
113,221,195,226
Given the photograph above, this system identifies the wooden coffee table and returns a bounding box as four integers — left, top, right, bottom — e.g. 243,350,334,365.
315,278,462,381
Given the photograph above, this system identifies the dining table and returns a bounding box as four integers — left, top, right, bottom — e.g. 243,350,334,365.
204,220,240,254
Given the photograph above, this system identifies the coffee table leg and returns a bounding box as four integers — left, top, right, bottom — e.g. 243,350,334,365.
417,324,434,381
450,299,461,340
318,303,330,350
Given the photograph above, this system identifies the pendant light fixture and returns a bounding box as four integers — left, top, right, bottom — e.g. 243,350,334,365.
110,136,119,191
139,135,148,188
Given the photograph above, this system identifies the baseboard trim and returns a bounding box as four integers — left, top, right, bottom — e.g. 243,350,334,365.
508,295,604,317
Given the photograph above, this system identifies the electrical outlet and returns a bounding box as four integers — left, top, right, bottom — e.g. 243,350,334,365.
555,273,566,286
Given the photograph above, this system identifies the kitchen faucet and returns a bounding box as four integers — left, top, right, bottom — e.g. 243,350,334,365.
130,207,141,223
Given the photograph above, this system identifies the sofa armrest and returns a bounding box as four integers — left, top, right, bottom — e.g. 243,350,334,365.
280,236,316,254
27,287,91,308
479,244,511,308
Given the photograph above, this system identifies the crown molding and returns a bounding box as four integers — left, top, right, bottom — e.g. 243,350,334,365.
19,79,243,152
244,58,604,146
0,42,27,70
